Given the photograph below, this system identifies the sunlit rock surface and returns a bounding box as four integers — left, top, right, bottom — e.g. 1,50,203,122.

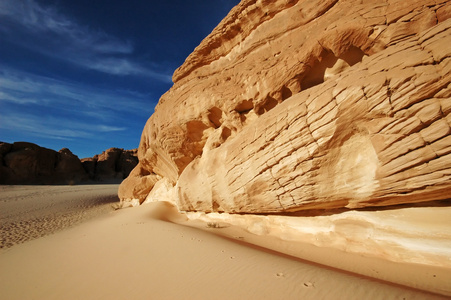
119,0,451,278
120,0,451,213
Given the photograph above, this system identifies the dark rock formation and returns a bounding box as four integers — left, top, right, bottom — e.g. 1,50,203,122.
0,142,138,184
81,148,138,182
0,142,87,184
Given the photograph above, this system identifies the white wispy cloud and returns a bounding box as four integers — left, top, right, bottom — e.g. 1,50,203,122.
0,113,91,140
0,0,172,81
87,58,148,76
85,58,173,82
0,68,154,114
0,68,152,140
0,91,39,104
0,0,133,54
97,125,127,132
1,110,128,141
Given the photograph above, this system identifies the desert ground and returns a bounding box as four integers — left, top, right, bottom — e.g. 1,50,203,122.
0,184,118,249
0,185,449,300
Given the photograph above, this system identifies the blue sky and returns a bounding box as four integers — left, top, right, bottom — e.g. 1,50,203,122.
0,0,239,158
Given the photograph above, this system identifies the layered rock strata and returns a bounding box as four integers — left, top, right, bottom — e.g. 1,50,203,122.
120,0,451,214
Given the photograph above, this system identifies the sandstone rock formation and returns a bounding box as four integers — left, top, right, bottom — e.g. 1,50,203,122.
0,142,138,184
0,142,88,184
120,0,451,214
81,148,138,182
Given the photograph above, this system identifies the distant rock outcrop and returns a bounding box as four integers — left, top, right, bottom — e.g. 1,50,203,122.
0,142,88,184
81,148,138,182
120,0,451,212
0,142,138,184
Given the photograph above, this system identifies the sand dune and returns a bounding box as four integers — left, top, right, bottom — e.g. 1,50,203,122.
0,186,448,299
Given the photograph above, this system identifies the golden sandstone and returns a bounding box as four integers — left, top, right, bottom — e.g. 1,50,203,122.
120,0,451,214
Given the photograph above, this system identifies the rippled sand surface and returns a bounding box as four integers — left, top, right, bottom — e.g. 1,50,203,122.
0,184,118,249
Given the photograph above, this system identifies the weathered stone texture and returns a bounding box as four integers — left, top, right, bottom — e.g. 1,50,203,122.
120,0,451,213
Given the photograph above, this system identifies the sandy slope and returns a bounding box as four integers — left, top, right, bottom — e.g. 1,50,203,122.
0,184,118,249
185,204,451,296
0,188,448,300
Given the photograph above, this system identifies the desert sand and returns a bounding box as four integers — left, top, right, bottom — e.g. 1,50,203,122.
0,185,449,299
0,184,119,249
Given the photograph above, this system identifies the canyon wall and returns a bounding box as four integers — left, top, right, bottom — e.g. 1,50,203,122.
120,0,451,213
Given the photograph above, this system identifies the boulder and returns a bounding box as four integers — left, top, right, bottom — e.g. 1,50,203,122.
118,164,160,206
120,0,451,213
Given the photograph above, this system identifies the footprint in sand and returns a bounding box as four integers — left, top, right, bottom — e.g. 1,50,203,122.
303,282,314,288
275,273,285,278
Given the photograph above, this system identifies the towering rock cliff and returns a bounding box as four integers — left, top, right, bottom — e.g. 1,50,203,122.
119,2,451,288
120,0,451,213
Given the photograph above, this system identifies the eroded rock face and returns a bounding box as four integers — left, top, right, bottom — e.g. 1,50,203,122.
120,0,451,213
